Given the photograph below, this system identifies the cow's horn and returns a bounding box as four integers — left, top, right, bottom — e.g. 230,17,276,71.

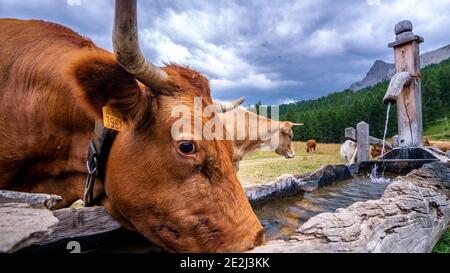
113,0,167,91
213,97,245,112
291,123,304,126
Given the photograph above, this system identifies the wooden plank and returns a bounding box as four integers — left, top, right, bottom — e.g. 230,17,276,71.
0,190,61,209
0,191,121,252
345,127,393,149
0,203,58,253
356,122,369,162
39,207,121,246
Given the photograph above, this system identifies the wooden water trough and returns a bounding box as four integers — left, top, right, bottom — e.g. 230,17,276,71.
1,160,449,253
249,161,450,253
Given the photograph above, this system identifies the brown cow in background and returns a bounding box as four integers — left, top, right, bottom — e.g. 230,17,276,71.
306,139,317,153
424,137,450,152
219,106,302,170
0,0,264,252
370,145,392,158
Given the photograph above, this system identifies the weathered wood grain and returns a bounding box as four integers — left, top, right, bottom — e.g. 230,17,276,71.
345,127,393,150
0,203,58,253
250,162,450,253
356,122,369,162
40,206,121,246
383,71,412,103
389,22,424,148
2,161,448,253
0,193,121,253
0,190,61,209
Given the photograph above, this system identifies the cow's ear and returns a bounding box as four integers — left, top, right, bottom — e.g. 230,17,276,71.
69,51,149,125
280,122,292,134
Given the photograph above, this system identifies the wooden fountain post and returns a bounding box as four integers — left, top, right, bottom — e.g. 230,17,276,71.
356,121,369,162
388,20,424,147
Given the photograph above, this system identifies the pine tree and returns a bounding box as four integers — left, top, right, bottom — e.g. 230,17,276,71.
274,59,450,143
422,72,442,123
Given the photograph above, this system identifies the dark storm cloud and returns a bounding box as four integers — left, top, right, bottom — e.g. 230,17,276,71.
1,0,449,104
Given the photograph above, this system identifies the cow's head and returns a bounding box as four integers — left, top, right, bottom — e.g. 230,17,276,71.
69,0,264,252
273,121,301,159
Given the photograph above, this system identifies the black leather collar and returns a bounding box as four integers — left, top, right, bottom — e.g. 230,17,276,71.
84,121,118,207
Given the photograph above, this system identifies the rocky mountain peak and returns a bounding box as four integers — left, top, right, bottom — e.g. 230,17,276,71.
349,44,450,91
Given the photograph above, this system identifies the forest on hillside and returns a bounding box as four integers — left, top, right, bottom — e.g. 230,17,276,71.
276,58,450,143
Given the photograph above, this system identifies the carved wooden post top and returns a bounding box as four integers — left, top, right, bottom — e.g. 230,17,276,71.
388,20,424,48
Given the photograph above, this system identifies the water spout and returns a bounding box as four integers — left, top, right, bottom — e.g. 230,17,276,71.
383,72,413,104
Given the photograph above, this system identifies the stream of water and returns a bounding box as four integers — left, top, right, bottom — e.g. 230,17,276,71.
381,102,392,158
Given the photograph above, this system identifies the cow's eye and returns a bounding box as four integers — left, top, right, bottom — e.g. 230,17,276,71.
178,141,196,155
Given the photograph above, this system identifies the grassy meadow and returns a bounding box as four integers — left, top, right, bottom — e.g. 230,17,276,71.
237,142,345,186
424,118,450,141
237,120,450,186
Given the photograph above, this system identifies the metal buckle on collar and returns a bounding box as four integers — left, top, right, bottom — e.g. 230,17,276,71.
84,142,99,207
83,121,118,207
86,154,98,175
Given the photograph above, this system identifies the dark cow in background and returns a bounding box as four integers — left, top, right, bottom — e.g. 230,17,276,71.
370,145,392,158
306,139,317,153
424,137,450,152
0,0,264,252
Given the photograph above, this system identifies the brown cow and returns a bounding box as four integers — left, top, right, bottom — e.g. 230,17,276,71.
424,138,450,152
306,139,317,153
370,145,392,158
219,107,302,170
424,137,431,146
0,1,264,252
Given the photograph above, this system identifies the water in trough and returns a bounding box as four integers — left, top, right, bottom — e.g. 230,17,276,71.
254,175,391,241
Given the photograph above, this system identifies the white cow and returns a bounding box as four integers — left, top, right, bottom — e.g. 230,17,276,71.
340,140,357,164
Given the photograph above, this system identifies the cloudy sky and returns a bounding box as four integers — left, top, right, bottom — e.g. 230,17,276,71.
1,0,449,104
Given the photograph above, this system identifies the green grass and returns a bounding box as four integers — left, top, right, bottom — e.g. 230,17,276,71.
237,142,345,185
424,118,450,141
433,228,450,253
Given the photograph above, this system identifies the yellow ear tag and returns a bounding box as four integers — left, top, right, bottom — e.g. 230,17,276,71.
102,105,125,132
